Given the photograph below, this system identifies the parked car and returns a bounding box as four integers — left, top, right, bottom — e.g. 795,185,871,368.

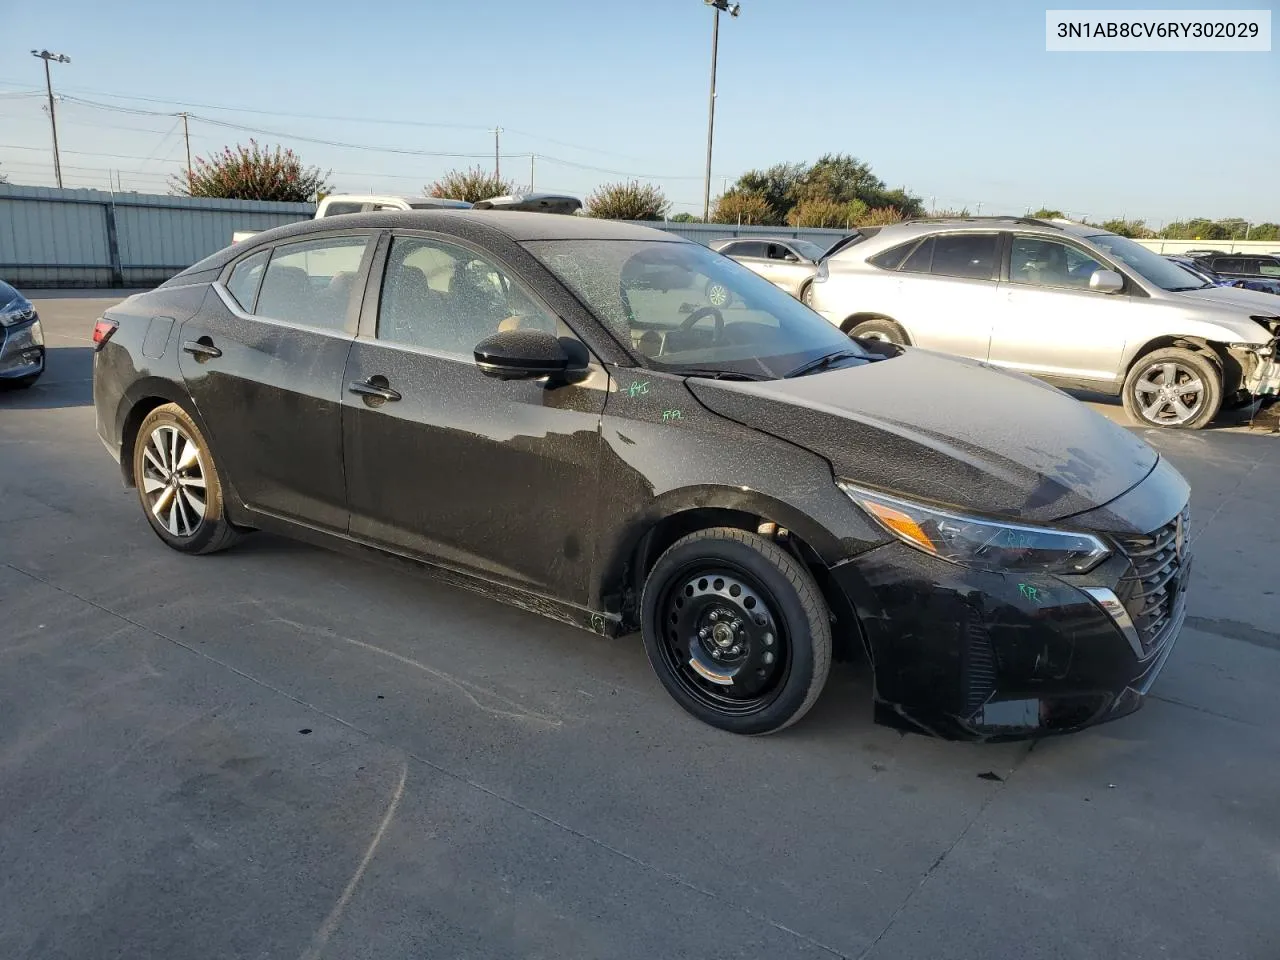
0,279,44,389
93,211,1192,740
708,236,828,302
806,217,1280,429
232,193,583,243
1165,255,1280,296
1187,252,1280,282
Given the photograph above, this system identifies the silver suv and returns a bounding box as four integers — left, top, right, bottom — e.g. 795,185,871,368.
805,217,1280,428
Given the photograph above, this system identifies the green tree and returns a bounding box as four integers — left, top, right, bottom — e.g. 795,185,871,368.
787,198,867,228
722,154,922,225
732,162,805,224
857,206,907,227
711,191,774,225
1031,208,1065,219
1099,218,1153,238
172,140,331,201
669,212,701,223
428,167,517,203
1249,223,1280,241
584,180,670,220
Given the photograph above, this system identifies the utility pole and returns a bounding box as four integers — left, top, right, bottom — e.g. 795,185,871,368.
702,0,740,222
493,127,503,180
530,154,536,192
179,112,192,189
31,49,70,189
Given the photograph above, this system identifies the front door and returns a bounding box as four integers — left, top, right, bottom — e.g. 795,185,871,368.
179,233,374,530
342,233,608,604
990,234,1131,386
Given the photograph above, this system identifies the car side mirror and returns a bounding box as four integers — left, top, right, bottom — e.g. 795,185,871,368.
1089,269,1124,294
783,253,800,263
473,329,589,383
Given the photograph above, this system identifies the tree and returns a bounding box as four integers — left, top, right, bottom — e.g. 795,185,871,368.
1250,223,1280,241
1099,218,1153,238
584,180,670,220
722,154,922,225
711,191,774,225
858,206,906,227
1030,208,1065,219
172,140,330,201
427,167,517,203
669,212,701,223
787,198,867,228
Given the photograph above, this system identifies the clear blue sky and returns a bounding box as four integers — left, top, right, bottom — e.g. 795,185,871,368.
2,0,1277,224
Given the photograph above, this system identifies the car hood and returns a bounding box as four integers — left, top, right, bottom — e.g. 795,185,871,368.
687,349,1158,523
1175,284,1280,316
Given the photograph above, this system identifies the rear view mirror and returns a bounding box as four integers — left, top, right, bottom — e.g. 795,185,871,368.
474,329,588,382
1089,269,1124,294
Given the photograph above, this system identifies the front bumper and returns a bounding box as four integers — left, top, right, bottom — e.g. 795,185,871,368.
0,315,45,382
830,501,1191,741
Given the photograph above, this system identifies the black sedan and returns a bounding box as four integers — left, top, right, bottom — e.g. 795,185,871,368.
92,212,1190,739
0,279,45,388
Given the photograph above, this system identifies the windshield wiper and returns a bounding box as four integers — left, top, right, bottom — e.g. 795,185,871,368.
678,368,769,382
783,349,865,379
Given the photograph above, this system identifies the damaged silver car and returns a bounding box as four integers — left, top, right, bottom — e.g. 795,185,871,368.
806,217,1280,428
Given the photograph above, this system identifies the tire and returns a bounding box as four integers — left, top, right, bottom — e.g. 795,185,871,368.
798,280,814,305
705,280,733,308
641,527,832,735
132,403,242,554
1121,347,1222,430
848,317,907,345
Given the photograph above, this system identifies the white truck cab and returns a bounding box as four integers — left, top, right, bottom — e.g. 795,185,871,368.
232,192,582,243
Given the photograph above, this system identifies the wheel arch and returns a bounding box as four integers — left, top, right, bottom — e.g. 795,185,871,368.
115,379,209,488
1123,335,1239,394
840,312,912,344
598,488,865,660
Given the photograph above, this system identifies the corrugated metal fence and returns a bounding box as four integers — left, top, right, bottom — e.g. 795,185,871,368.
4,185,1275,289
0,185,315,287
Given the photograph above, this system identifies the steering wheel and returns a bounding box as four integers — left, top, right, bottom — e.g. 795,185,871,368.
680,305,724,342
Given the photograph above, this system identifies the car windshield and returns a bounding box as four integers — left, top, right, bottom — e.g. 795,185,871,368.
790,239,827,261
1085,233,1212,291
526,239,864,379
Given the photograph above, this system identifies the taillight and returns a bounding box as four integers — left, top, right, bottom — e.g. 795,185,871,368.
92,318,119,350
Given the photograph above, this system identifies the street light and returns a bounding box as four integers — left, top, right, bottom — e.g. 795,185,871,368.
31,49,71,189
702,0,740,222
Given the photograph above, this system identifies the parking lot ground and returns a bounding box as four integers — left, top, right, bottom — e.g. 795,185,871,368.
2,294,1279,959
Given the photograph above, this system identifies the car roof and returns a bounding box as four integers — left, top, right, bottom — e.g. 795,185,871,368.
828,216,1114,259
177,211,684,278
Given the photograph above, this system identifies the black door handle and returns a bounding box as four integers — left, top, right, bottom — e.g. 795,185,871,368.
182,338,222,360
348,378,401,404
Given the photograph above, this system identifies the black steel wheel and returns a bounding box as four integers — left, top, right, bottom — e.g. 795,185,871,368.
641,527,831,735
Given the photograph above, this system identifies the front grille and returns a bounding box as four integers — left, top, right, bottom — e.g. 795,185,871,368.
1113,505,1190,657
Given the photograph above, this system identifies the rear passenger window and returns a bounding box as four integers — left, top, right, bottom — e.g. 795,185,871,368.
930,234,998,280
1213,258,1247,273
255,236,369,331
900,237,935,273
225,250,268,311
868,241,918,271
732,242,768,259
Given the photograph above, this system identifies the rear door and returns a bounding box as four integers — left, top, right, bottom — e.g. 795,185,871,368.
341,231,608,604
990,234,1131,385
180,232,376,530
891,232,1001,360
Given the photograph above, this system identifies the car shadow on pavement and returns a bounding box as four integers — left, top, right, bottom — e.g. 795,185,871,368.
0,347,94,409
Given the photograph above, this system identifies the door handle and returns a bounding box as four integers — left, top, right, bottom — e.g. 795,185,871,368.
182,338,222,360
348,378,401,404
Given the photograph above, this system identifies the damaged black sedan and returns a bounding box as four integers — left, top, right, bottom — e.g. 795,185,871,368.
92,212,1190,738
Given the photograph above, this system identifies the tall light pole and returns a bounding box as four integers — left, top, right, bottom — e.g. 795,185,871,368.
31,49,71,189
702,0,740,222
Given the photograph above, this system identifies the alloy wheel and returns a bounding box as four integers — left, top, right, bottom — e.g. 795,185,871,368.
140,424,207,538
1133,361,1205,425
707,283,730,308
657,564,790,716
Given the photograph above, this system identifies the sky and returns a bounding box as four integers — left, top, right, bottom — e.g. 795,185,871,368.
1,0,1277,225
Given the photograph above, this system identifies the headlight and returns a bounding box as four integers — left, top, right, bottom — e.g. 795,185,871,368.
839,482,1111,574
0,302,36,328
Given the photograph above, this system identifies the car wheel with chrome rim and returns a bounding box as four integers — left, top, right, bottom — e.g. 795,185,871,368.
641,527,831,735
1121,347,1222,430
132,403,242,554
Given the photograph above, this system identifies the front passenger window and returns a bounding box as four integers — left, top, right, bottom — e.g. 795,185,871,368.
1010,237,1104,290
378,237,558,354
